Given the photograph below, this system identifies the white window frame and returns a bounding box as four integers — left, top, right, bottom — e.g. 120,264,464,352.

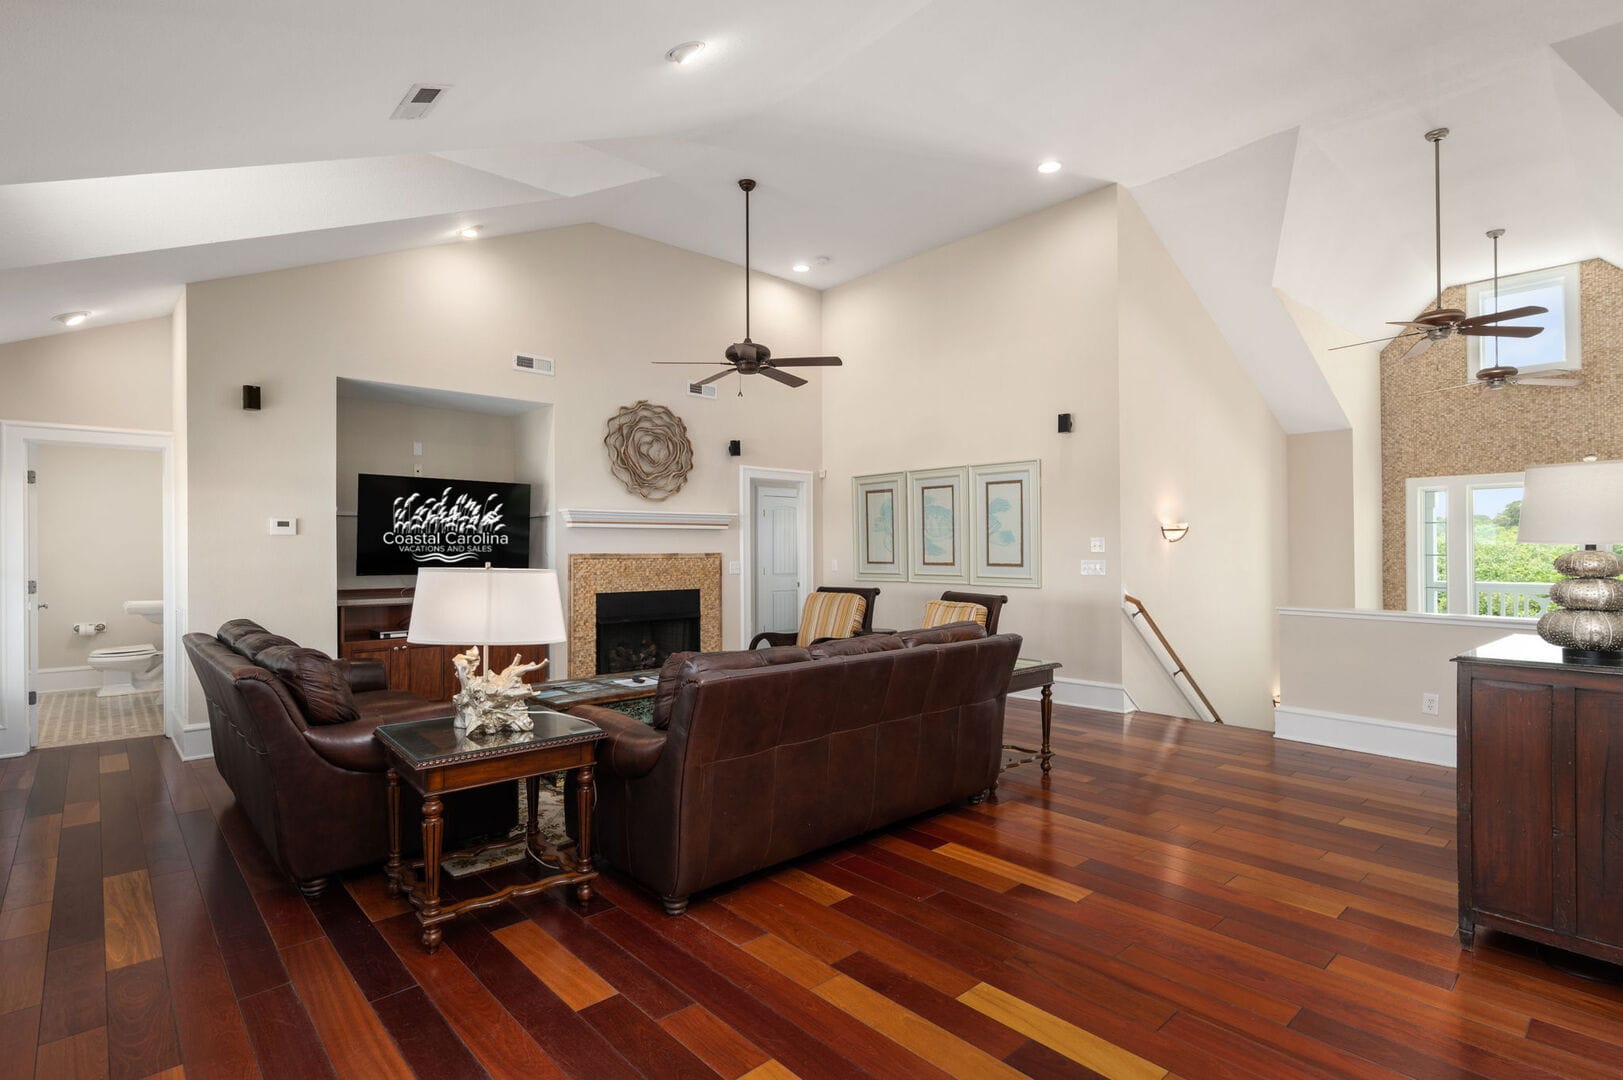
1464,262,1581,376
1405,471,1537,621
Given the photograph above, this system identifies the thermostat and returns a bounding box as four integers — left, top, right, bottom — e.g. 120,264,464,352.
267,517,298,536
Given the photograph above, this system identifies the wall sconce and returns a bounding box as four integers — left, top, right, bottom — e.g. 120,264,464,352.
1057,413,1074,434
242,385,262,411
1160,522,1190,543
727,439,742,457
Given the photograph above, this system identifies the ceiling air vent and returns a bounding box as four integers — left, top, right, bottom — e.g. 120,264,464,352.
513,353,555,376
688,382,718,399
391,84,451,120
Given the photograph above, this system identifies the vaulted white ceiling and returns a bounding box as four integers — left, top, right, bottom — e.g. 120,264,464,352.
6,0,1623,433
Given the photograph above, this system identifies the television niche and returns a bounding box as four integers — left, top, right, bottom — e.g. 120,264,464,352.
356,473,531,576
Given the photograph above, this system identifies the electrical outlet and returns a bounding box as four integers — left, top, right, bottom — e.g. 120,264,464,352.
412,441,423,457
1421,692,1440,716
830,558,839,572
412,463,423,476
1080,560,1106,576
1090,537,1106,553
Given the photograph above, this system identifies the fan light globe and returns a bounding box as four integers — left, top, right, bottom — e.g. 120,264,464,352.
1037,159,1062,174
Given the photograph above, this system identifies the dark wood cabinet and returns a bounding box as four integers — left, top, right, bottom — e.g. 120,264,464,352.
1456,634,1623,965
336,591,551,704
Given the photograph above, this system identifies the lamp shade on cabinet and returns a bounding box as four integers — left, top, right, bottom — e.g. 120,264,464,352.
1518,460,1623,546
408,567,567,646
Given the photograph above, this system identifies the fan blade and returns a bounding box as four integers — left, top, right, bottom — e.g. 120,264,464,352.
1423,382,1478,395
1515,376,1581,387
651,362,732,366
692,369,734,387
758,367,808,388
1330,331,1422,351
768,356,843,367
1457,304,1548,327
1402,335,1435,361
1457,325,1543,338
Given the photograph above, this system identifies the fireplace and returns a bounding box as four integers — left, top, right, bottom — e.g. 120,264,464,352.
568,553,724,677
594,588,700,674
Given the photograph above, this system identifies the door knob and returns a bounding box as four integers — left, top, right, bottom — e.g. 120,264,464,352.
36,603,48,610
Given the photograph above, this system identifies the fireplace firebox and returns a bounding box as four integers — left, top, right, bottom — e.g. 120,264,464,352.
594,588,701,674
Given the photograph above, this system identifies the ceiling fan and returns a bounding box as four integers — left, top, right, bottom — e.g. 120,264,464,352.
1331,128,1547,360
653,178,842,393
1428,229,1580,393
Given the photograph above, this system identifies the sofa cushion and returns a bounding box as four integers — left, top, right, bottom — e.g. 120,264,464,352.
217,619,268,649
652,646,810,729
257,645,361,726
795,591,866,647
807,634,905,659
923,599,988,629
232,631,299,663
898,621,987,647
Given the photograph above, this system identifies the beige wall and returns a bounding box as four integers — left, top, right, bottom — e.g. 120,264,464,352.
821,189,1124,686
182,223,823,719
1278,609,1522,733
1285,430,1356,608
1381,258,1623,608
1282,295,1382,608
1116,191,1288,729
334,396,522,591
34,444,164,668
0,317,172,430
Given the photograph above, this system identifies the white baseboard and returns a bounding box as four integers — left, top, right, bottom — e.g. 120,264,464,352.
1273,705,1455,767
1012,675,1134,714
34,666,101,693
173,721,213,761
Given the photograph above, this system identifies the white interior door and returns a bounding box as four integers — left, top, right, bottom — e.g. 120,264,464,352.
24,450,39,740
755,485,801,635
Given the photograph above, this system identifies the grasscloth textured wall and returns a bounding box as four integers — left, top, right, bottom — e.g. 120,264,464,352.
1381,258,1623,609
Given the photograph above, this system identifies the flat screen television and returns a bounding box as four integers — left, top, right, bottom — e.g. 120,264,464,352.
356,473,532,576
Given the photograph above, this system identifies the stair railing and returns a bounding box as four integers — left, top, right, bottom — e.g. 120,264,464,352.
1122,593,1223,724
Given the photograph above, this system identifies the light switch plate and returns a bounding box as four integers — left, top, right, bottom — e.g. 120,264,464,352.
412,441,423,457
1090,537,1106,552
1080,560,1106,576
727,561,741,575
267,517,297,536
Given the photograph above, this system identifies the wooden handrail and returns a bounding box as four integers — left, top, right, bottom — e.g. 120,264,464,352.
1122,593,1223,724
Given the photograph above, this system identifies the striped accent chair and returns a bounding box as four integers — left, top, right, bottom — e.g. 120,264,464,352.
923,599,987,628
749,586,880,649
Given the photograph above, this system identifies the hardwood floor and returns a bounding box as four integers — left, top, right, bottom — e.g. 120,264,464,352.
3,700,1622,1079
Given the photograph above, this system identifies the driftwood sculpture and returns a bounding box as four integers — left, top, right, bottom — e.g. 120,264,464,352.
449,647,547,736
603,400,694,500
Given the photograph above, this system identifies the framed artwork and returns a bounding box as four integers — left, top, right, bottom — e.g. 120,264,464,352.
906,467,968,582
971,460,1041,587
852,472,907,580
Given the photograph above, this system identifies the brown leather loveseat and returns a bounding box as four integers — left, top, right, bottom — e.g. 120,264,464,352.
184,619,512,896
570,622,1020,914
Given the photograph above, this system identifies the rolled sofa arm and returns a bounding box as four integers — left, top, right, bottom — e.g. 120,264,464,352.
337,658,389,694
569,704,667,779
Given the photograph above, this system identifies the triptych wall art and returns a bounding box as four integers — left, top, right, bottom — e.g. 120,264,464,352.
852,460,1041,587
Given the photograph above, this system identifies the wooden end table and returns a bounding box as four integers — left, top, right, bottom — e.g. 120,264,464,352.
375,709,603,952
1004,658,1061,773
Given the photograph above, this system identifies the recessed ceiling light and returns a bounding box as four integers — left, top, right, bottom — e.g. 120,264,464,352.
53,311,90,327
1037,159,1062,174
458,225,483,239
792,262,811,273
665,41,707,65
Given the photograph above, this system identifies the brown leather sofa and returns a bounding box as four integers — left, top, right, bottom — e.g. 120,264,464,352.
184,619,513,896
570,621,1020,914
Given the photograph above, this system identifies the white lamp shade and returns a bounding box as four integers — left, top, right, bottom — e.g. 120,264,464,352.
1518,460,1623,546
407,567,568,646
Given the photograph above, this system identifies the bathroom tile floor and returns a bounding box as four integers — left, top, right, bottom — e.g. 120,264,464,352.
35,688,163,748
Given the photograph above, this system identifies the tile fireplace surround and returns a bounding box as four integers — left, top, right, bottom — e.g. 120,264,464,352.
567,553,724,677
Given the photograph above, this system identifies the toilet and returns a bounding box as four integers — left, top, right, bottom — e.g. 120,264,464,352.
87,600,164,697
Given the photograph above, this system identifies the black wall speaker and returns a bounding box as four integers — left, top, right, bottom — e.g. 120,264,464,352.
242,385,262,411
1057,412,1073,433
727,439,742,457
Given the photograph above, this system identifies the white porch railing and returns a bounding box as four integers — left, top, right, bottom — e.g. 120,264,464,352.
1473,581,1552,618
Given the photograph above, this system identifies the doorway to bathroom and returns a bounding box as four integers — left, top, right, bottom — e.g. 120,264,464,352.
0,423,178,759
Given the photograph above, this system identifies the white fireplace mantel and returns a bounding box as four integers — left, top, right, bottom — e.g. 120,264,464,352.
558,507,737,530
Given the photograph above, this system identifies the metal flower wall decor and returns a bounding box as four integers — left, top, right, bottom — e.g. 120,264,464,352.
603,400,694,501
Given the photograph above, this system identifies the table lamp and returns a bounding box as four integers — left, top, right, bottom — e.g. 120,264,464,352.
408,567,568,734
1518,459,1623,664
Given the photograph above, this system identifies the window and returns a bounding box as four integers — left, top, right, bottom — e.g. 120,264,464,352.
1464,262,1581,376
1407,471,1603,618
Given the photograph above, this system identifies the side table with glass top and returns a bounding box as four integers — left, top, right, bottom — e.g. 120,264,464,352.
374,709,603,952
1004,658,1061,773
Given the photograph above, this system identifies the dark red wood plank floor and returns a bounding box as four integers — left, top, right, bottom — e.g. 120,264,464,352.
3,701,1622,1079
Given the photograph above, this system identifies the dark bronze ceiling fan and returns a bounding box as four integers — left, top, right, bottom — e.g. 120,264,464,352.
652,179,841,392
1331,128,1546,360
